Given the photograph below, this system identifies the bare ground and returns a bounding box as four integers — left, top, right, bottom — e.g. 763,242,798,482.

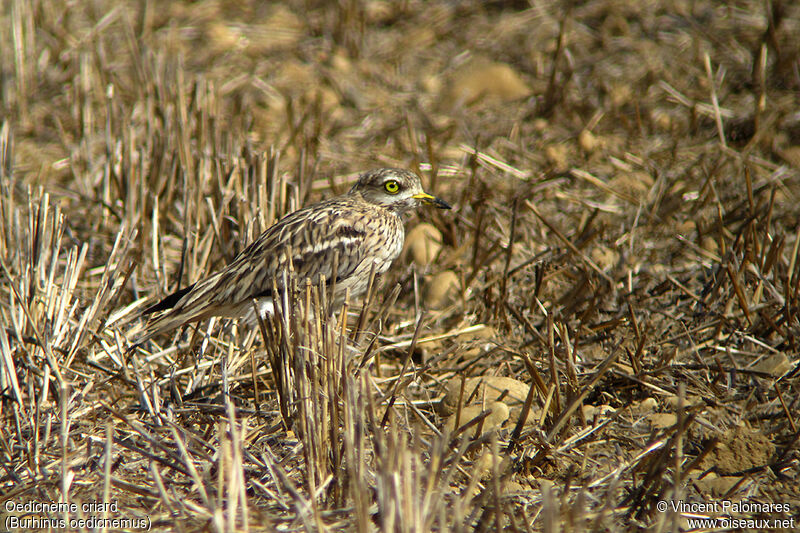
2,1,800,531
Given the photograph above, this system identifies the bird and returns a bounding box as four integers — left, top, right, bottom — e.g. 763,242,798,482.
130,168,451,348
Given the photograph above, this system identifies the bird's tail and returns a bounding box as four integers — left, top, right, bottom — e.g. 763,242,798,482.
127,279,216,352
127,311,195,352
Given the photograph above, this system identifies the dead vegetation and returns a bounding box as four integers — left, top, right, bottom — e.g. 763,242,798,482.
2,0,800,531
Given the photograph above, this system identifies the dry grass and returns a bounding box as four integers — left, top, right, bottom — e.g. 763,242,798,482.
2,0,800,531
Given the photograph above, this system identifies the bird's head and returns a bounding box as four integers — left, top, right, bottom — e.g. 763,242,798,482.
349,168,451,216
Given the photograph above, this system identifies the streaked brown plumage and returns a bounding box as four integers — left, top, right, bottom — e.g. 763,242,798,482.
131,168,450,348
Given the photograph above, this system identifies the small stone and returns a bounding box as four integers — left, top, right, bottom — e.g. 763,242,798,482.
365,0,393,24
331,49,352,73
609,83,632,107
663,395,703,409
441,376,530,414
646,413,677,429
425,270,460,308
440,376,535,428
582,404,616,419
652,110,672,131
701,236,719,255
532,118,549,133
444,401,509,434
446,58,531,106
545,144,569,172
753,353,791,376
404,223,443,266
422,74,442,94
578,129,601,153
208,23,245,51
638,398,658,411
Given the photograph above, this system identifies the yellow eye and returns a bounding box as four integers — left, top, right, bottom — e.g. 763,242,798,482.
384,180,400,194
